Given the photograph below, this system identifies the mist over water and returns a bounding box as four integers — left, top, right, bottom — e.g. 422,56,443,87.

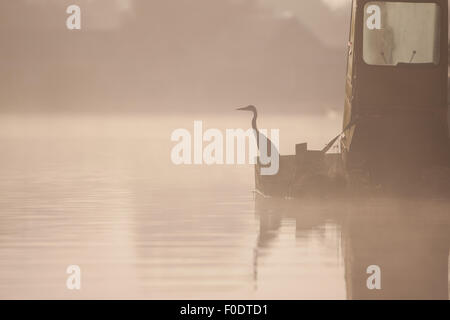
1,0,450,301
0,113,449,299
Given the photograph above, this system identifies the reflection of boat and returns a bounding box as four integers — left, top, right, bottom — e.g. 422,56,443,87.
342,199,450,300
254,195,450,299
256,0,450,198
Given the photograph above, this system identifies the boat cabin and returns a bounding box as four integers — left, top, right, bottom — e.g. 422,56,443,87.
341,0,450,187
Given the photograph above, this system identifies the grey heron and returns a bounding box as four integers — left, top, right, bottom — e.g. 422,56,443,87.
236,105,276,156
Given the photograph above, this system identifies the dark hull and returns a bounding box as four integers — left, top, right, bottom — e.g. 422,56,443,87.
255,145,450,199
255,145,346,199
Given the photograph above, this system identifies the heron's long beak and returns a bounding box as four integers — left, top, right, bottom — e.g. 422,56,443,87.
236,106,248,111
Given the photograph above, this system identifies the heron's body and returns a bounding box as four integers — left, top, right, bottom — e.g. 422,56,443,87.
237,105,274,155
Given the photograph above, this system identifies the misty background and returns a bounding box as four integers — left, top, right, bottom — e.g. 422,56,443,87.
1,0,352,114
2,1,450,300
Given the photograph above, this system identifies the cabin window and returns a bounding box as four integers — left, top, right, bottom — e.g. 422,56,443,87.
363,2,441,66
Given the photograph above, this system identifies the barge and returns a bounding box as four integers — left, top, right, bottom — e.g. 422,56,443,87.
255,0,450,198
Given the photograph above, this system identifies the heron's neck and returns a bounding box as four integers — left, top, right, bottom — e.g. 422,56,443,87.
252,112,258,132
252,112,259,147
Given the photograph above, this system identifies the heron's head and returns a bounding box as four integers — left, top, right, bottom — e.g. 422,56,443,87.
236,105,257,113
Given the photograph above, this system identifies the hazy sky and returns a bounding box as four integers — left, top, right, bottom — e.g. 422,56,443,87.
259,0,350,46
18,0,351,46
80,0,352,46
1,0,350,113
321,0,350,10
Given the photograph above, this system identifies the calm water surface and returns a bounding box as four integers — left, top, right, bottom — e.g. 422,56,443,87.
0,114,449,299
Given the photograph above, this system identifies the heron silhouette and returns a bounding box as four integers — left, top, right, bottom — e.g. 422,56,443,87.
236,105,276,156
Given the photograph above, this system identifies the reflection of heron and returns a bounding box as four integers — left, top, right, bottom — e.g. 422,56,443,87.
236,105,276,156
